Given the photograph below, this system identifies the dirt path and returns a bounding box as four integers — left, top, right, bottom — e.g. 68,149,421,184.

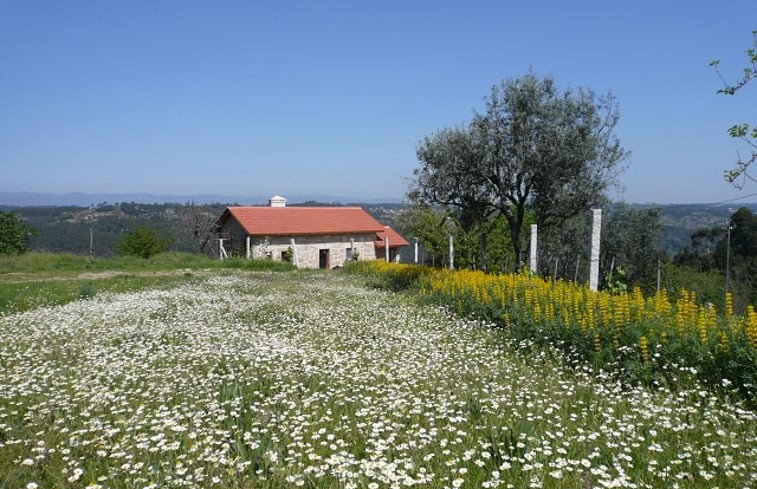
0,268,203,284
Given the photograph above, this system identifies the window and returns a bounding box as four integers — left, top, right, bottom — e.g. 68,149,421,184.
281,249,292,263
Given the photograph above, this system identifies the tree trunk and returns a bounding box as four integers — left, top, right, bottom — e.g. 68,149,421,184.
480,233,487,271
506,215,523,270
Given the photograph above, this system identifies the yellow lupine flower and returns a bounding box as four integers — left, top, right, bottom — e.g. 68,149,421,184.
726,292,734,318
640,335,649,364
746,305,757,348
697,305,708,344
719,332,729,352
362,262,756,375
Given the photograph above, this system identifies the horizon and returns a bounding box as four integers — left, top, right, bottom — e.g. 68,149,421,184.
2,189,757,209
1,2,756,204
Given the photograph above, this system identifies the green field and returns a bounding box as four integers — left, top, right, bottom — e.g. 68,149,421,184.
0,252,294,314
1,267,755,488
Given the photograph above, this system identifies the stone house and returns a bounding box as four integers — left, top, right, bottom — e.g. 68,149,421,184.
213,196,409,268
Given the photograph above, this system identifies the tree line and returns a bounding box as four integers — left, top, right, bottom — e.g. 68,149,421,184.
0,202,227,257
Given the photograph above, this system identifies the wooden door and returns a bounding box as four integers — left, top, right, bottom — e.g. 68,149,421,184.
319,249,330,269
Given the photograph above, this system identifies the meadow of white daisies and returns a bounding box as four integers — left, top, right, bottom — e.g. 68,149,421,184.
1,271,756,489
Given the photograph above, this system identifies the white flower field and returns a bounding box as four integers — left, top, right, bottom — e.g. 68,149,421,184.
1,272,756,488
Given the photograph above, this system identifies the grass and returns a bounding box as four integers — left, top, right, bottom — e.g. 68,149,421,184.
0,252,295,314
0,274,197,314
0,251,295,278
0,271,755,488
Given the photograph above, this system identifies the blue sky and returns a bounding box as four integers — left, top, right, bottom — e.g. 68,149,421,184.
1,1,755,204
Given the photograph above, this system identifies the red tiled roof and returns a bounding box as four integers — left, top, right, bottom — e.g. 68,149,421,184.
223,206,386,237
375,226,410,248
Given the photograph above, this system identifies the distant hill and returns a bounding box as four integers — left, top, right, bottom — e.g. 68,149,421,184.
2,197,755,257
0,191,403,207
657,202,757,253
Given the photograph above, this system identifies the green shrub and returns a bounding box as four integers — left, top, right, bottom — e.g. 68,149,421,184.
343,260,433,291
117,226,172,259
0,211,36,255
77,281,97,300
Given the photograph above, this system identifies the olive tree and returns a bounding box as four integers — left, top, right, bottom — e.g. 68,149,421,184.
410,72,628,267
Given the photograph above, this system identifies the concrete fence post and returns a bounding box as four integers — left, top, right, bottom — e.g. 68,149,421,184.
529,224,538,273
589,209,602,291
290,238,298,267
449,234,454,270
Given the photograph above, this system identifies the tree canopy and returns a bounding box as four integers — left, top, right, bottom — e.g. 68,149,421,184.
409,72,628,265
0,211,36,255
674,206,757,310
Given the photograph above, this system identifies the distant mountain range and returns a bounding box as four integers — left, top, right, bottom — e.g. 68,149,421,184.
0,191,404,207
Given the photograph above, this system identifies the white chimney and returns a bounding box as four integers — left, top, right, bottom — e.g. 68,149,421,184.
269,195,287,207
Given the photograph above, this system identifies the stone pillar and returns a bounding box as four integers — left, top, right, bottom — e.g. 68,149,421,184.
384,237,390,261
290,238,298,267
246,236,251,259
414,237,419,264
589,209,602,291
529,224,537,273
449,234,454,270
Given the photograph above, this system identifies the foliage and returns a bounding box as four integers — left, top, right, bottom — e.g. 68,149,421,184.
0,211,36,255
2,272,756,488
116,226,172,258
659,261,726,311
674,226,723,271
604,265,628,294
409,71,627,266
598,204,664,292
537,204,663,291
281,246,294,263
349,261,757,406
9,201,228,257
77,281,97,300
398,205,528,272
674,206,757,311
401,201,664,293
344,260,435,291
397,206,453,267
711,30,757,187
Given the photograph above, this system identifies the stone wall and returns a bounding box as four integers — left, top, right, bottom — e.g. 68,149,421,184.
251,234,377,268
